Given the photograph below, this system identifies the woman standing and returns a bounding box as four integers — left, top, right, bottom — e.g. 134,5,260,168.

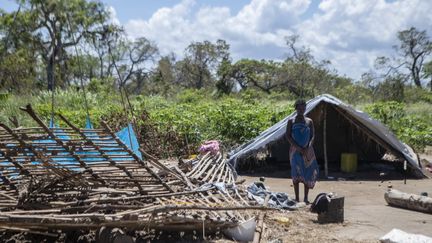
286,99,319,203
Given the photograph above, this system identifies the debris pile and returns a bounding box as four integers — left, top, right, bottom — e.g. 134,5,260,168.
0,105,266,241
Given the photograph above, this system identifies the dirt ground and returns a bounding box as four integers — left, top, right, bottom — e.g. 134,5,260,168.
239,156,432,242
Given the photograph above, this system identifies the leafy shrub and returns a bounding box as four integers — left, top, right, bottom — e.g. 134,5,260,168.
133,94,294,156
0,93,36,127
404,86,432,104
364,101,432,151
332,84,373,105
1,88,429,157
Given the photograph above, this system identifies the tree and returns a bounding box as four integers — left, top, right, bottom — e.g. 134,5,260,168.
0,46,39,92
424,61,432,91
284,34,334,97
215,57,235,94
89,24,123,79
1,0,110,90
67,54,100,86
227,56,335,96
360,70,405,102
395,27,432,88
370,27,432,98
178,39,230,89
376,75,406,102
108,37,158,93
228,59,282,94
0,6,40,91
285,35,313,63
147,54,176,96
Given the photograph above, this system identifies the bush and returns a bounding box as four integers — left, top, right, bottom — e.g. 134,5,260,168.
364,101,432,151
404,86,432,104
1,88,429,157
0,93,36,127
137,95,293,151
332,84,373,105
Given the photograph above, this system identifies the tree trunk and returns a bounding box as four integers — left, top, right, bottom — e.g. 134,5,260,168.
47,55,55,91
135,72,145,94
412,72,422,87
196,69,203,89
60,61,67,88
385,189,432,214
46,45,60,91
411,59,422,87
430,78,432,92
99,56,104,79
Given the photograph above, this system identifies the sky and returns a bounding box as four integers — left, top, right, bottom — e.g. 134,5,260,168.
2,0,432,80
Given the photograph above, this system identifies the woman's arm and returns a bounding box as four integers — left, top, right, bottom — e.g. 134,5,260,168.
308,118,315,148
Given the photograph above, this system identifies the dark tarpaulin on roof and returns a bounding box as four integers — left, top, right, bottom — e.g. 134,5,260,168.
227,94,423,177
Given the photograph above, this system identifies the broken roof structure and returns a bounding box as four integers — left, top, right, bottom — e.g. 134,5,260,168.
0,104,262,240
228,94,424,178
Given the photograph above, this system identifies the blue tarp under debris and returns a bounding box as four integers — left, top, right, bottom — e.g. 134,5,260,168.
0,118,143,180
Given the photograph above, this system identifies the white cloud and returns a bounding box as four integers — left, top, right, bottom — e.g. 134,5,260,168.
118,0,432,80
123,0,308,59
126,0,196,55
298,0,432,79
106,6,121,26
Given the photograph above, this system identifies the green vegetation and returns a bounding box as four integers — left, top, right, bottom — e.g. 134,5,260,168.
0,89,294,155
1,88,430,157
364,101,432,151
0,0,431,156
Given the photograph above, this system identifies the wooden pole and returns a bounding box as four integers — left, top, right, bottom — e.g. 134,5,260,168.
252,194,271,243
58,113,155,193
100,121,174,193
323,105,328,178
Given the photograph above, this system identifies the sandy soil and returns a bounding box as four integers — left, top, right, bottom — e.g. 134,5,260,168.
240,166,432,242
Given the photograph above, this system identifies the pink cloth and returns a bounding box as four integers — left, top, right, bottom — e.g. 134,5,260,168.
199,140,220,155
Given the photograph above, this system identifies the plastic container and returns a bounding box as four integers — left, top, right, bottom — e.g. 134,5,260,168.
223,217,256,242
341,153,357,173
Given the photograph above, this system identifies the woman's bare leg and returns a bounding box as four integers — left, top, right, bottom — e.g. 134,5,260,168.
304,185,310,204
293,182,300,202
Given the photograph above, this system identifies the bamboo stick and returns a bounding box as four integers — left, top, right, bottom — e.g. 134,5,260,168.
203,156,224,182
252,194,271,243
16,106,108,185
215,162,227,183
172,166,195,190
209,159,226,183
139,148,185,183
188,152,211,175
58,114,151,193
49,189,212,206
192,153,221,179
0,219,238,231
100,121,174,193
0,226,58,237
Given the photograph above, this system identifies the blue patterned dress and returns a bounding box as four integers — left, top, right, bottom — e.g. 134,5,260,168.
289,122,319,189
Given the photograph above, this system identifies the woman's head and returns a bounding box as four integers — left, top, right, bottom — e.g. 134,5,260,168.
294,99,306,115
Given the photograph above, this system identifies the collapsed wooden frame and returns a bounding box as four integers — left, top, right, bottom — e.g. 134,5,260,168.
0,104,265,238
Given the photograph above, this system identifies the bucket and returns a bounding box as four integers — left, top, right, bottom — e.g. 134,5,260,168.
341,153,357,173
